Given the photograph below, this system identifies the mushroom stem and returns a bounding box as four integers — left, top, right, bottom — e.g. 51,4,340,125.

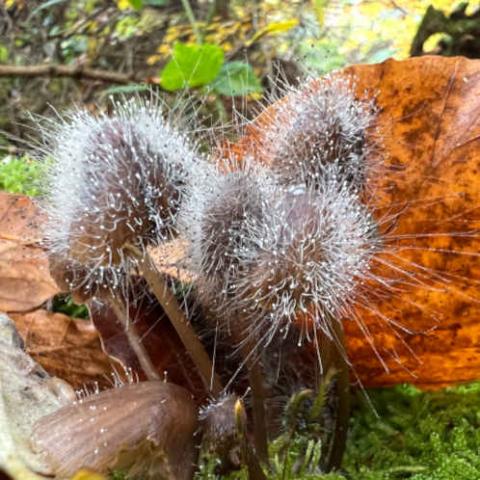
247,362,269,465
323,321,350,471
108,295,160,381
235,398,268,480
126,244,223,396
231,325,270,467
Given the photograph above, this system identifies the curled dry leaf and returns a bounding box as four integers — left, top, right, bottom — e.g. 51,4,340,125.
31,381,198,480
10,310,118,390
0,313,72,479
0,193,58,312
234,55,480,388
0,194,141,388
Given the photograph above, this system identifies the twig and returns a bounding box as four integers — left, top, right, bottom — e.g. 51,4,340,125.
0,64,146,84
47,6,111,40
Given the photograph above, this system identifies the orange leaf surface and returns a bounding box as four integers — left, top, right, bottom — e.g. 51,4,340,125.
234,56,480,389
344,56,480,388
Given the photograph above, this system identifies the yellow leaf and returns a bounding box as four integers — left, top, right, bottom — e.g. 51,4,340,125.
146,54,161,66
71,470,106,480
222,41,234,53
312,0,327,26
423,32,449,53
246,19,299,46
116,0,130,10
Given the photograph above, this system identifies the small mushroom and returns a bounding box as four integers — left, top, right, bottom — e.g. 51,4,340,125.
31,381,198,480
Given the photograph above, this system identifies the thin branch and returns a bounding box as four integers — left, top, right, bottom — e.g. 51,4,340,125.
0,64,148,84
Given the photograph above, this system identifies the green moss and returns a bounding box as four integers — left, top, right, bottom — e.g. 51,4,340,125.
0,155,45,196
198,382,480,479
51,294,89,319
343,383,480,480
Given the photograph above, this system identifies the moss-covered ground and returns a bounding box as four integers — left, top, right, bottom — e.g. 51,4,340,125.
343,383,480,480
195,383,480,479
0,154,45,196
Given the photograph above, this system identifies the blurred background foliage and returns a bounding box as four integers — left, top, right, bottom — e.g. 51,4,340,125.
0,0,472,156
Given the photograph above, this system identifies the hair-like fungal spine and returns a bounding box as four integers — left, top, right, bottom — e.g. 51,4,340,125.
41,96,200,301
180,158,275,333
181,154,379,352
254,76,377,191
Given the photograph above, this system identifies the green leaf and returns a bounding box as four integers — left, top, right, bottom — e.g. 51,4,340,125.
128,0,143,9
212,61,263,96
160,42,224,92
0,45,8,63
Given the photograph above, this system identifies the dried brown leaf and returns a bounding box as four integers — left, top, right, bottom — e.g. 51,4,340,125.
0,193,58,312
0,192,43,243
11,310,117,389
